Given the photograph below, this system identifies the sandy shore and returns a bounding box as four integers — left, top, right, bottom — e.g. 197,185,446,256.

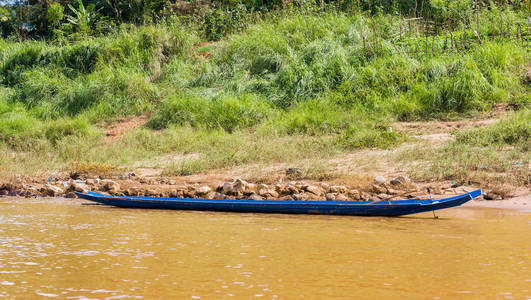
464,193,531,211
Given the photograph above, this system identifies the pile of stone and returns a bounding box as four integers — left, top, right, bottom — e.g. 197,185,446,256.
0,175,491,201
103,176,421,201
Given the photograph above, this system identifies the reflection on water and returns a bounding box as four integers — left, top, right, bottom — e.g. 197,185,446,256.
1,198,530,299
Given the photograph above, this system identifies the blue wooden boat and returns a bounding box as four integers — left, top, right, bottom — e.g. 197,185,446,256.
75,189,482,216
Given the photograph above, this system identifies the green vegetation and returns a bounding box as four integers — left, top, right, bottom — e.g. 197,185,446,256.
397,108,530,190
0,1,529,188
455,108,530,146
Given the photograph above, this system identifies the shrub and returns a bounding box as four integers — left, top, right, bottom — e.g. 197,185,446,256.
148,93,276,132
44,117,94,143
0,111,41,144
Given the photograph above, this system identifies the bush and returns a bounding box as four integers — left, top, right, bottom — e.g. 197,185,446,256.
148,93,276,132
0,111,41,145
44,117,94,143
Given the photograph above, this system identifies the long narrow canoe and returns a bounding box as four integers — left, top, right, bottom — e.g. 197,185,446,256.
75,189,482,216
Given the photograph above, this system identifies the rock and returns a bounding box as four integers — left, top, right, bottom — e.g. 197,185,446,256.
65,192,77,198
257,184,269,191
286,167,303,175
144,189,158,196
335,194,349,201
248,194,264,201
211,192,226,199
169,189,183,198
203,192,216,199
293,193,310,201
222,181,233,193
125,188,139,196
304,185,324,196
330,185,347,193
325,193,336,201
279,195,294,201
285,183,299,194
0,190,9,196
307,193,322,200
377,193,391,199
184,189,196,198
484,192,503,200
276,185,290,195
319,182,331,192
361,192,371,201
246,183,257,193
70,181,88,193
348,189,361,200
258,188,279,198
269,190,279,198
1,183,16,192
390,176,410,186
233,179,248,192
222,179,248,194
372,184,387,194
86,178,96,186
374,175,387,186
41,184,64,197
196,185,212,196
102,180,120,192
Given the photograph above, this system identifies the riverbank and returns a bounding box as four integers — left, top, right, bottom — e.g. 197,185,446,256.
2,170,529,210
2,105,529,206
465,193,531,211
1,10,529,203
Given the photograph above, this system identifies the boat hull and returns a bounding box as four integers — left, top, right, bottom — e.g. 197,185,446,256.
75,189,482,216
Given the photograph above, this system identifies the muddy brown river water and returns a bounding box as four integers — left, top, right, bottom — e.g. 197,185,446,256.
1,198,530,299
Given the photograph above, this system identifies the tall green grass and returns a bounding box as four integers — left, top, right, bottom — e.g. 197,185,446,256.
0,10,529,153
0,23,197,121
148,93,277,132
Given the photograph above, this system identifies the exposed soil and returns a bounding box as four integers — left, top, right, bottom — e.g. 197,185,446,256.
394,118,498,134
393,103,518,136
104,114,150,141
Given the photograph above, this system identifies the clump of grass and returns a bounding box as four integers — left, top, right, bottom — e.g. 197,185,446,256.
455,108,530,146
69,161,119,178
44,117,96,144
0,111,41,146
163,158,204,176
148,93,277,132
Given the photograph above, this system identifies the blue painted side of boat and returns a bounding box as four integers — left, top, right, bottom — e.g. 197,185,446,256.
75,189,482,216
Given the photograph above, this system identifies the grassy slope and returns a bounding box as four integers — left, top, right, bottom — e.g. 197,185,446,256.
0,10,529,188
